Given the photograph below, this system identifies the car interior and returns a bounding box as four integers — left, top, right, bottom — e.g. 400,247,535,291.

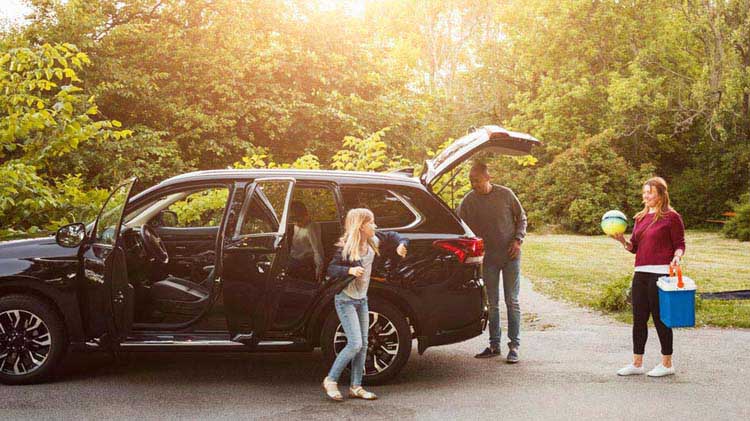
115,183,348,330
115,186,228,327
107,180,423,333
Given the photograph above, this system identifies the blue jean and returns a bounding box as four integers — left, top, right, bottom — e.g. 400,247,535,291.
327,293,369,386
483,256,521,349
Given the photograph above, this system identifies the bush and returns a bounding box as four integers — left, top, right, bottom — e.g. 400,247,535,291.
524,131,654,234
0,164,109,239
723,193,750,241
596,275,632,312
0,42,130,240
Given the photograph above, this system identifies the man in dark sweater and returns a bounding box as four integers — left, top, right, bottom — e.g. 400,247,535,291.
457,162,527,363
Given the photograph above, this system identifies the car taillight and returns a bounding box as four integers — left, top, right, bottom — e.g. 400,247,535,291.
433,238,484,264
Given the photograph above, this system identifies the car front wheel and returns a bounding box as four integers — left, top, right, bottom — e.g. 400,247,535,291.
321,298,411,385
0,295,67,385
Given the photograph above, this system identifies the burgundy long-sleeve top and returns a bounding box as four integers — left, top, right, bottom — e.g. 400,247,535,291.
629,210,686,266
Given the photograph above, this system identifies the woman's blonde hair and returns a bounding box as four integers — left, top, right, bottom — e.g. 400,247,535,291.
338,208,380,261
634,176,674,222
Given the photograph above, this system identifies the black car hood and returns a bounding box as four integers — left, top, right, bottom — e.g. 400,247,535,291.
0,236,78,260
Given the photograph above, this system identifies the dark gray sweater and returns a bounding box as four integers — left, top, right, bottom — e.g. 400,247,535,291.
457,184,527,265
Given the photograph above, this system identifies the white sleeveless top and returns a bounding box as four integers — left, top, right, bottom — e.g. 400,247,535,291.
342,241,377,300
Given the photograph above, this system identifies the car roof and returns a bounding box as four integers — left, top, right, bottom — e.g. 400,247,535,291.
153,168,423,190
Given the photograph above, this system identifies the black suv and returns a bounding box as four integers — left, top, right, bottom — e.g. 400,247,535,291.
0,126,538,385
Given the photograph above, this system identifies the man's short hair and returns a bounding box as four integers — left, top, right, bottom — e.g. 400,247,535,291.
470,162,489,176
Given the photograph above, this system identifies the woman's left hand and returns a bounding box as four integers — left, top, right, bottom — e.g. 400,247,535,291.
670,255,682,267
396,243,408,258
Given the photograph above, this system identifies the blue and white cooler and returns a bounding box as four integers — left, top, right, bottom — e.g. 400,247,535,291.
657,265,697,328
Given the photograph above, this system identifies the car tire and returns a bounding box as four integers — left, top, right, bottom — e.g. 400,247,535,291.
0,295,67,385
320,298,411,385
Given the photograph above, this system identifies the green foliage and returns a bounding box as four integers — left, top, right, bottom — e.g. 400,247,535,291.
233,146,321,170
55,126,185,188
330,128,412,172
169,188,229,228
0,43,131,164
525,132,654,234
45,174,110,229
0,162,108,238
425,138,471,209
0,41,130,238
19,0,437,169
0,162,58,236
464,0,749,226
233,128,411,176
669,143,750,227
596,275,633,313
2,0,749,240
724,194,750,241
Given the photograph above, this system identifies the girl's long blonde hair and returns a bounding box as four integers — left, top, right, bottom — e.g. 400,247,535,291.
634,176,674,223
338,208,380,261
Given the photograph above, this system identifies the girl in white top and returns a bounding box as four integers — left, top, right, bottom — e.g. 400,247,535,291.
321,208,408,402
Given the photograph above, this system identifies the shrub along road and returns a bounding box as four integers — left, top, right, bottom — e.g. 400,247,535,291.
2,278,749,420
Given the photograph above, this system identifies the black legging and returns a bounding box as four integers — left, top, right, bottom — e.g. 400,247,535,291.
632,272,673,356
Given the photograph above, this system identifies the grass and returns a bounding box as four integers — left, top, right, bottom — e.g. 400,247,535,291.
523,230,750,328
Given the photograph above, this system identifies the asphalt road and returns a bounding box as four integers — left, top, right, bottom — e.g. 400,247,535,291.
3,279,750,420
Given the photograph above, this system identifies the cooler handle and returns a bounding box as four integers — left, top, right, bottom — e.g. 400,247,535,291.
669,264,684,289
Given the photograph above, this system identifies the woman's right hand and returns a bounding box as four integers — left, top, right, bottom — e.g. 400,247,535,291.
611,233,626,244
611,233,633,251
348,266,365,277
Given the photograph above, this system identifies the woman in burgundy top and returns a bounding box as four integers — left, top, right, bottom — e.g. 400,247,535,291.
612,177,685,377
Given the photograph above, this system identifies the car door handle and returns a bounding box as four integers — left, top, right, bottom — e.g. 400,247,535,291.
257,261,271,273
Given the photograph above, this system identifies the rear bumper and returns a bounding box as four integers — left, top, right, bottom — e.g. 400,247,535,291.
417,311,487,355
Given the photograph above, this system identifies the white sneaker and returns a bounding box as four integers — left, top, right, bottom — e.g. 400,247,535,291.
617,364,645,376
647,364,675,377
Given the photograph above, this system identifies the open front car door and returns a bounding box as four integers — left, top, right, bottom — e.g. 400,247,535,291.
81,177,138,344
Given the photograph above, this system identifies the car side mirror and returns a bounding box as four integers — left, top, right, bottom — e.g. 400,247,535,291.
56,223,86,248
155,210,178,227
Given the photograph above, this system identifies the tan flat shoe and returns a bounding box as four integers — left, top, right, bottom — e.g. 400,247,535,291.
322,377,343,402
349,386,378,400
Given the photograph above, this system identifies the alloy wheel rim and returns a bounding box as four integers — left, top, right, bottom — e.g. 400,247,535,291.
333,311,400,376
0,310,51,376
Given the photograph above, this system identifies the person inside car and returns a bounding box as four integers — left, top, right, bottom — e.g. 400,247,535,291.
321,208,408,402
288,201,325,282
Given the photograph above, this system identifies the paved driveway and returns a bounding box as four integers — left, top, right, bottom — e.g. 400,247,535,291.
3,279,749,420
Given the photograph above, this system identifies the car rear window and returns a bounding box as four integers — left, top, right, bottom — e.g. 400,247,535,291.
340,187,419,229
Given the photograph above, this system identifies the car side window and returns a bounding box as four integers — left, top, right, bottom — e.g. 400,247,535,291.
95,183,132,245
340,187,418,229
285,185,340,282
238,195,275,235
291,186,339,222
164,187,229,228
237,180,293,236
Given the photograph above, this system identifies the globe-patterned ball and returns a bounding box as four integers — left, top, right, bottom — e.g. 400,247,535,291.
601,210,628,236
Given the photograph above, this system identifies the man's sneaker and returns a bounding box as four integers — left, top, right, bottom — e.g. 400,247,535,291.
617,364,645,376
506,348,519,364
474,346,501,359
647,364,675,377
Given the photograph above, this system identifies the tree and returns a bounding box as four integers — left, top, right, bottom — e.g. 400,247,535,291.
524,131,654,234
0,41,128,236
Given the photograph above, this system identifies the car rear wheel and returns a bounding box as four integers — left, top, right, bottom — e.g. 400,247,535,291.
321,299,411,385
0,295,67,385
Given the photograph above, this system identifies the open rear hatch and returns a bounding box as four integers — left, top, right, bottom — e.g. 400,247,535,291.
421,125,541,187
